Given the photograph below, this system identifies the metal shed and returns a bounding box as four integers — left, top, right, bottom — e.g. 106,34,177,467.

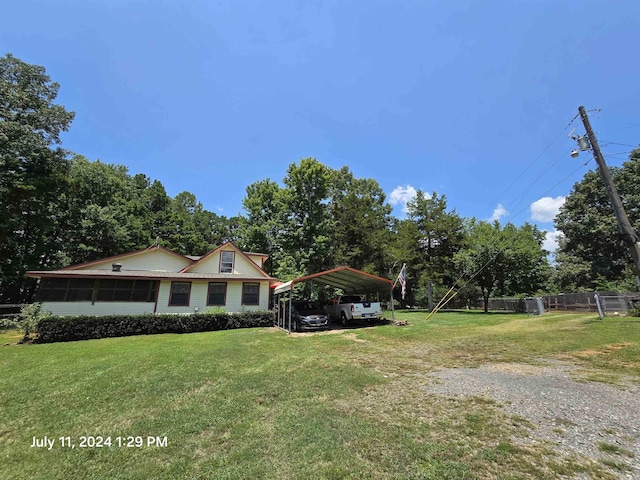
273,266,395,332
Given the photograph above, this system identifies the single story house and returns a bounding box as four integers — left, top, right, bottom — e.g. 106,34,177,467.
26,242,278,316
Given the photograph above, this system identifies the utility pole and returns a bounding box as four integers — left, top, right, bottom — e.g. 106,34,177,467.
578,105,640,291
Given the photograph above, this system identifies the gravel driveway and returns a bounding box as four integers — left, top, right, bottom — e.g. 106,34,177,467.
424,362,640,478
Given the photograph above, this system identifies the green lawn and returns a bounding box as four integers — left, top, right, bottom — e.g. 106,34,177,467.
1,311,639,479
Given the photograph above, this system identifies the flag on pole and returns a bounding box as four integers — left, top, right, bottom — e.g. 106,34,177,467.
398,263,407,300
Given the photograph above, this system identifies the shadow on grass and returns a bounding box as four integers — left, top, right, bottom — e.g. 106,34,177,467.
326,318,393,330
400,309,527,316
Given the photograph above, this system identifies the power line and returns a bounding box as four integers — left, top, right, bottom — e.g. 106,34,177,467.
482,114,580,221
601,141,639,148
602,151,633,157
506,150,567,220
500,112,639,225
505,158,594,225
426,245,505,320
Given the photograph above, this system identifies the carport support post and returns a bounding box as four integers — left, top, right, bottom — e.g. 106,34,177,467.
288,291,292,332
389,285,395,321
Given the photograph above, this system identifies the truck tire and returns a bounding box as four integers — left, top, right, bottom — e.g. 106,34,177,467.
340,312,348,327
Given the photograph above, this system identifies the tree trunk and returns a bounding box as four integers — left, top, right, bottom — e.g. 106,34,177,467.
427,280,434,311
482,286,492,313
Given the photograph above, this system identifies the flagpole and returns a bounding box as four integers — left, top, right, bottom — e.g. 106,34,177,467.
393,263,405,288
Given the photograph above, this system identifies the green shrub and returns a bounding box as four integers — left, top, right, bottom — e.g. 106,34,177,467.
204,306,226,314
0,317,21,330
19,303,51,342
33,310,275,343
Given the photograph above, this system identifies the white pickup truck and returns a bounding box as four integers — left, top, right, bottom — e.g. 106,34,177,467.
324,295,383,327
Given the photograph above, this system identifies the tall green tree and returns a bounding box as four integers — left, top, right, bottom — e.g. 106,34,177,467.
236,178,285,275
388,218,422,306
500,222,551,295
0,54,75,302
278,158,334,279
157,191,230,256
328,167,392,275
554,148,640,291
222,215,243,245
57,156,154,264
455,220,549,312
396,191,465,307
57,156,234,264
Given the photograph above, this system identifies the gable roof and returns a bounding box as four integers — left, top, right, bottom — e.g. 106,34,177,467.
26,242,277,283
180,241,271,278
61,245,193,271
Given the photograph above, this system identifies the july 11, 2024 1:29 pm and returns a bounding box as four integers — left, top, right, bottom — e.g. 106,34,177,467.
30,435,168,449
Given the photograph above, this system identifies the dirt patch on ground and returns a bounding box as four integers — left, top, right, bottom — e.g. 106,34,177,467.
286,329,344,337
287,330,368,342
573,343,632,359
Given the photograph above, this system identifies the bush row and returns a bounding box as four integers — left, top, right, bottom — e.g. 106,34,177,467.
32,311,275,343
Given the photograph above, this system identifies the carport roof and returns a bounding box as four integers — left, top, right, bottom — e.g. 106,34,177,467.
273,266,393,295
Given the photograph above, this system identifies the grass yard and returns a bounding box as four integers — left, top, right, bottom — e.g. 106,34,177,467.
1,311,640,479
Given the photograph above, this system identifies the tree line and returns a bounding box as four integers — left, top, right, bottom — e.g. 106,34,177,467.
2,54,639,308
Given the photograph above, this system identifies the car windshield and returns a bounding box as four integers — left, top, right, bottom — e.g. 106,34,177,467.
293,302,323,312
340,296,362,303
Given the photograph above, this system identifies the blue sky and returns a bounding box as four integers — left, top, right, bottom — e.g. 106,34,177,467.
3,0,640,253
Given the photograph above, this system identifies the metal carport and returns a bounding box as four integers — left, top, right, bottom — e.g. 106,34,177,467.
273,266,395,332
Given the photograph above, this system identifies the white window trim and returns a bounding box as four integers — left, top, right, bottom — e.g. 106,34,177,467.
220,251,235,274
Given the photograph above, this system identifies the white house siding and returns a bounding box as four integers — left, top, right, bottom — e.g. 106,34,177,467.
156,280,207,314
41,302,155,317
257,282,270,310
233,253,261,276
245,254,266,269
223,282,270,311
155,280,270,314
187,247,266,277
76,249,192,272
184,251,222,274
234,253,267,276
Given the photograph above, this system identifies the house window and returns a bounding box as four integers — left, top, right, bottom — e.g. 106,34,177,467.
37,278,159,303
220,251,234,273
130,280,158,302
65,278,95,301
37,278,93,302
96,279,158,302
169,282,191,306
242,282,260,305
37,278,70,301
207,282,227,306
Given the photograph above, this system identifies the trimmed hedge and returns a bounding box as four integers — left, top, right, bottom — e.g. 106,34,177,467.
33,311,275,343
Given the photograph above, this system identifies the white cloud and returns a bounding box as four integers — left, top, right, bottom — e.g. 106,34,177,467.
490,204,509,222
216,206,224,213
542,229,563,254
390,185,417,213
530,196,566,223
